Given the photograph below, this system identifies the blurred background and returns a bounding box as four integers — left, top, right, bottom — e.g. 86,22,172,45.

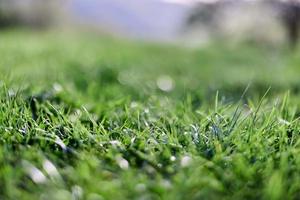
0,0,299,46
1,0,300,102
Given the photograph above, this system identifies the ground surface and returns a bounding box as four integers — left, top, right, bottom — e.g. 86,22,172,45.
1,30,300,200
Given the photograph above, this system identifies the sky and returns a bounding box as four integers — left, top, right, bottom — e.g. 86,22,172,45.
163,0,218,4
70,0,196,40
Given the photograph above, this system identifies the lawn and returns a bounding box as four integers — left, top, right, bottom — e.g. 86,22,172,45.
1,29,300,200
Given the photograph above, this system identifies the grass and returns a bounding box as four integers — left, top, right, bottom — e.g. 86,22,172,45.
1,29,300,199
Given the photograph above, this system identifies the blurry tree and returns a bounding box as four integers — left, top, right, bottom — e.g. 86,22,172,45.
186,2,220,33
0,0,63,29
185,0,300,48
0,1,19,28
278,0,300,48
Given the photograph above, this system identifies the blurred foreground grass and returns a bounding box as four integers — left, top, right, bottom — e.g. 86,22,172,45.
1,30,300,199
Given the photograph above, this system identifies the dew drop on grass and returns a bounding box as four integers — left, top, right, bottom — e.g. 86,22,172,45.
278,118,290,125
130,137,136,144
181,156,192,167
8,89,15,97
157,163,163,168
144,108,149,114
43,159,60,178
110,140,121,147
116,157,129,170
170,156,176,162
53,83,63,93
55,137,67,151
23,161,47,184
30,167,47,184
72,185,83,200
130,101,138,108
156,75,174,92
